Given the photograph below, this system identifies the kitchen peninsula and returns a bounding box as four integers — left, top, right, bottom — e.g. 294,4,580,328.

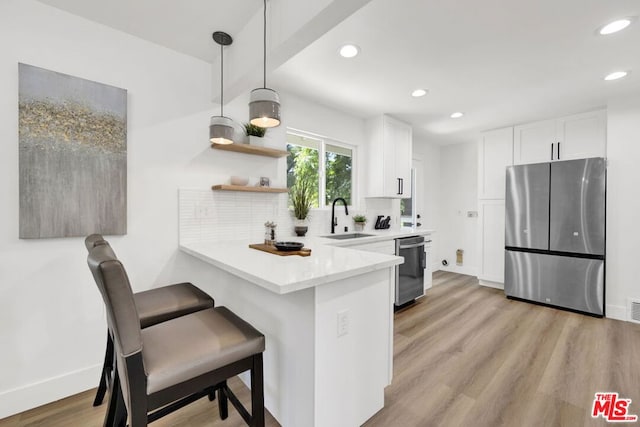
180,237,403,427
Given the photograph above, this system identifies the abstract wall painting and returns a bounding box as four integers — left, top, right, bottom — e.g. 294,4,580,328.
18,63,127,238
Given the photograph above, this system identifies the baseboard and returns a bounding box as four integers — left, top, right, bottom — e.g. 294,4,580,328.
478,279,504,290
605,304,626,321
0,364,101,420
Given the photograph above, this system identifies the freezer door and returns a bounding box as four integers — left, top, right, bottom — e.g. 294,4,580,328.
550,158,605,255
505,250,604,316
505,163,550,250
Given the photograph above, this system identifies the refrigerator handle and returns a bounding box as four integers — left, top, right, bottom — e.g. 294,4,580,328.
557,142,560,160
550,143,554,160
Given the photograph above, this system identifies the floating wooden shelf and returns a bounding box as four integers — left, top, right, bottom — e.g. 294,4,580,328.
211,143,289,158
211,185,288,193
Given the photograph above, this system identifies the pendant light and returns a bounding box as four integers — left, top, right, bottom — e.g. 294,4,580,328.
249,0,281,128
210,31,236,145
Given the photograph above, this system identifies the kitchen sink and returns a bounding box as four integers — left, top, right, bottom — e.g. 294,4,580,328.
323,233,374,240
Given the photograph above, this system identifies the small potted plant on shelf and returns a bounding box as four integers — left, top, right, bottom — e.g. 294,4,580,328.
244,123,267,146
353,214,367,232
291,180,312,236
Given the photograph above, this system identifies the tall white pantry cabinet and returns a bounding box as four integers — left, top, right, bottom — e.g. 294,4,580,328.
477,109,606,288
477,127,512,287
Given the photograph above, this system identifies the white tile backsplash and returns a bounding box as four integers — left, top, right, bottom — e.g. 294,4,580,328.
179,188,295,244
179,189,402,244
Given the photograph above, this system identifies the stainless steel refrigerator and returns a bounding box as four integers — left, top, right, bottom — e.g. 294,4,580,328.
504,157,606,316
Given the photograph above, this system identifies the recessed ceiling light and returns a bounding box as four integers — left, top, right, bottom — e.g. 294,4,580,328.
604,71,628,81
411,89,428,97
598,18,634,35
339,44,360,58
450,112,464,119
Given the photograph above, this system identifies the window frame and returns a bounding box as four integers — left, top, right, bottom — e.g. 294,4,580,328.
286,128,357,210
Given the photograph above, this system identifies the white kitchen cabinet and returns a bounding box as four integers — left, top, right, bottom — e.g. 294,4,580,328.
513,119,557,164
478,127,513,199
351,240,395,255
556,110,606,160
366,115,413,198
478,200,505,286
424,238,433,292
514,110,606,165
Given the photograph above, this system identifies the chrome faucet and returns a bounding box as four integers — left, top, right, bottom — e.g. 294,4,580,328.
331,198,349,234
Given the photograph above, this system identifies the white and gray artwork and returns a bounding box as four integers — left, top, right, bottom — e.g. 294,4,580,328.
18,63,127,238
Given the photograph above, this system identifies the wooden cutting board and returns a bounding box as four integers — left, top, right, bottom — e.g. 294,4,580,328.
249,243,312,257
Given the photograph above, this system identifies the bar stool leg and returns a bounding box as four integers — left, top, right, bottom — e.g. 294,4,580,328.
251,353,265,427
217,380,229,420
94,332,114,407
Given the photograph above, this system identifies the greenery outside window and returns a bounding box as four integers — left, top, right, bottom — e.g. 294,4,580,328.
286,131,354,208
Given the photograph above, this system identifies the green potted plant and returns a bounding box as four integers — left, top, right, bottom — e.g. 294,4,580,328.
244,123,266,146
290,180,312,236
353,214,367,232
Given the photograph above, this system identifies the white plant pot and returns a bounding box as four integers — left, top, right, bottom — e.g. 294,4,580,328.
249,135,266,147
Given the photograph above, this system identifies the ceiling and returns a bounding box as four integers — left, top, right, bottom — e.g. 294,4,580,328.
37,0,262,63
39,0,640,145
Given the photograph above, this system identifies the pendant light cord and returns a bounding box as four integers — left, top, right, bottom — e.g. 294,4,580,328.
220,42,224,116
263,0,267,88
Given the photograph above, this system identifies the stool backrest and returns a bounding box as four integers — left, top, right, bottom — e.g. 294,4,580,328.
87,242,144,412
85,233,107,251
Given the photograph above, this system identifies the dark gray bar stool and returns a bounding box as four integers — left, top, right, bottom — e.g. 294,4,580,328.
85,235,214,407
87,240,265,427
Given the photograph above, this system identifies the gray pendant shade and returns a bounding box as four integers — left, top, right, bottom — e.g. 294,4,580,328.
210,31,237,145
250,0,281,128
209,116,235,145
249,88,280,128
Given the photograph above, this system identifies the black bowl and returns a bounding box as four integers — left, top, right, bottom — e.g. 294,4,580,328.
274,241,304,251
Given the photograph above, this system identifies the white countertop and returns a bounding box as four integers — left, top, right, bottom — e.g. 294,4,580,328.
180,228,433,295
180,239,402,294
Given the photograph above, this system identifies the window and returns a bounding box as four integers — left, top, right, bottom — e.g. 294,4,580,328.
286,131,354,208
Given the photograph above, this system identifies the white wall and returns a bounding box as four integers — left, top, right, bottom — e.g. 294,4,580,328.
0,0,216,417
435,142,478,275
412,137,441,269
605,94,640,320
0,1,371,418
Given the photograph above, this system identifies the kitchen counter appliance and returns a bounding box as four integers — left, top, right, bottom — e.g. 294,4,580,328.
395,235,426,306
504,158,606,316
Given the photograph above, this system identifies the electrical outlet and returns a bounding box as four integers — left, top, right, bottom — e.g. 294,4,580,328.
337,310,349,337
467,211,478,218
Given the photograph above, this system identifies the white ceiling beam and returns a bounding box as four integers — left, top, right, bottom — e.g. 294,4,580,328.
214,0,373,103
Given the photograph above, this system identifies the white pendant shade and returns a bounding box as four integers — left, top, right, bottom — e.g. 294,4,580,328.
209,116,235,145
249,88,281,128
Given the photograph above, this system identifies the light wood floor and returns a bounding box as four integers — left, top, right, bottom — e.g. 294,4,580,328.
2,271,639,426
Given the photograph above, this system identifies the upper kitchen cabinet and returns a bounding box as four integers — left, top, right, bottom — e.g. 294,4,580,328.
556,110,606,161
513,119,557,165
366,115,413,198
513,110,606,165
478,127,513,199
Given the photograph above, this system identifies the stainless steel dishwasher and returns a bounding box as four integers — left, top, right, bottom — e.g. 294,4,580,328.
395,235,426,306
